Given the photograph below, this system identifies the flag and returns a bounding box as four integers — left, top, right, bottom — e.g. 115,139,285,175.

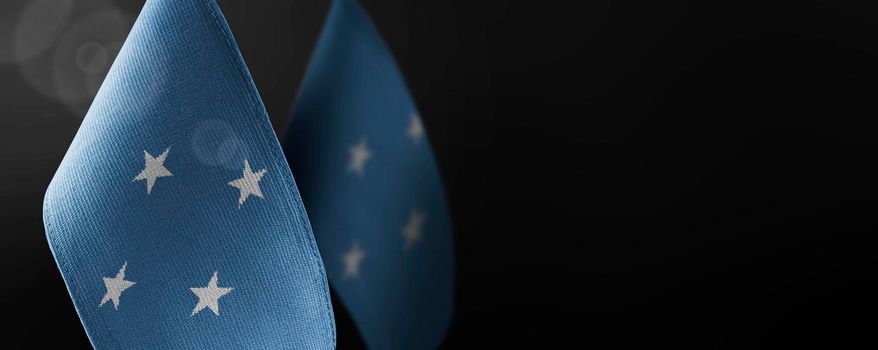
284,0,454,349
42,0,335,348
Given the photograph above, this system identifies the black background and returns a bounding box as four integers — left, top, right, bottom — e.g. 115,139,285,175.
3,0,878,348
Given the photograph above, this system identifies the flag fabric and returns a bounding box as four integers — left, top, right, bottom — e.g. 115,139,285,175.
42,0,335,348
284,0,454,349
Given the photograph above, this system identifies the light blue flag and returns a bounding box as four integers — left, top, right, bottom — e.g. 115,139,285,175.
284,0,454,349
42,0,335,348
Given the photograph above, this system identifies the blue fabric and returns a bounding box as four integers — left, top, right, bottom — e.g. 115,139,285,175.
42,0,335,348
284,0,454,349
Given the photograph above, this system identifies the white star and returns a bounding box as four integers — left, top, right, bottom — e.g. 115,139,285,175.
407,112,425,144
100,262,135,310
133,148,172,194
348,138,372,176
402,210,427,250
190,271,233,316
228,160,267,208
343,242,366,279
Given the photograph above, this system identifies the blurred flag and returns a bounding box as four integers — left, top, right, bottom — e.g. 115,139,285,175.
42,0,335,348
284,0,454,349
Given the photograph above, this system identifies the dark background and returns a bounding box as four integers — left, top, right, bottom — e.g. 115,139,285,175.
3,0,878,348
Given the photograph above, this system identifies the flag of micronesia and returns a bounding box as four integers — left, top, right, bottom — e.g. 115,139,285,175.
42,0,335,348
284,0,454,349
